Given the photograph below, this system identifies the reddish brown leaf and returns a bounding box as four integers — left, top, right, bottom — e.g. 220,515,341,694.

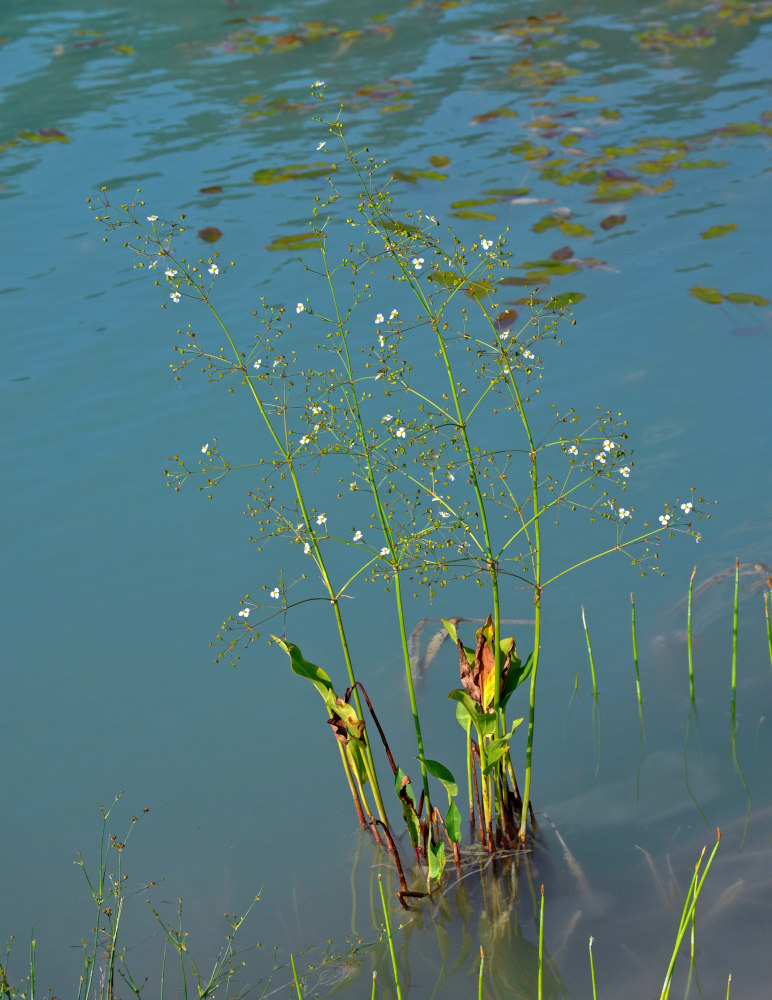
198,226,222,242
494,308,518,331
600,213,627,230
200,185,223,195
550,245,573,260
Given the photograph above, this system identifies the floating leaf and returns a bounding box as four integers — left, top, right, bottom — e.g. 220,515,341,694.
450,209,497,220
253,161,334,184
200,185,223,195
471,107,518,124
600,214,627,230
701,223,737,240
113,43,134,54
197,227,222,243
494,309,518,331
268,231,323,252
391,168,446,182
548,291,585,309
429,154,450,167
18,129,69,143
690,285,723,304
678,159,728,169
724,292,770,306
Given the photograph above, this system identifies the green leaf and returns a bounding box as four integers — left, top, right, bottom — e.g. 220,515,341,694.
428,839,446,881
501,652,534,711
267,231,323,252
690,285,724,304
429,270,464,290
701,223,737,240
346,737,369,785
724,292,770,306
253,162,334,184
547,291,585,310
418,758,458,798
272,637,335,703
446,800,462,843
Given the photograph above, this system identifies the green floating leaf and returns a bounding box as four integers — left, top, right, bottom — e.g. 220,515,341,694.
724,292,770,306
391,168,446,182
600,213,627,230
450,197,500,208
429,154,450,167
18,128,69,143
547,291,585,309
268,231,323,251
701,223,737,240
471,107,518,124
253,161,334,184
113,43,134,54
451,209,497,220
690,285,723,304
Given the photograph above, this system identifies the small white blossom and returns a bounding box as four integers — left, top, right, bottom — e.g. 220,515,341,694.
375,313,385,324
389,309,399,319
270,587,280,600
311,406,322,414
481,239,494,251
658,513,671,526
380,547,390,557
439,511,450,518
594,453,606,465
238,607,250,617
695,532,702,544
313,80,325,88
299,435,311,446
349,481,357,491
148,260,158,269
303,542,311,554
313,423,320,432
316,514,327,526
680,501,694,513
378,335,386,348
426,215,437,224
412,257,425,270
523,349,534,360
500,330,510,341
253,359,261,369
146,215,158,222
353,530,363,542
201,443,209,453
382,414,394,423
317,141,327,150
208,263,219,275
165,268,177,280
603,439,617,452
296,302,305,314
568,444,579,455
620,467,630,478
448,473,455,481
170,290,181,303
618,508,631,519
396,426,406,439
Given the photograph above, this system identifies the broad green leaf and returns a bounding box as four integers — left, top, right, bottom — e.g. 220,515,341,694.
272,637,334,702
446,800,462,843
418,757,458,798
701,223,737,240
724,292,770,306
346,738,369,785
547,291,585,309
428,839,446,881
267,231,323,252
501,652,534,711
253,162,334,184
690,285,723,304
429,270,464,290
451,210,497,221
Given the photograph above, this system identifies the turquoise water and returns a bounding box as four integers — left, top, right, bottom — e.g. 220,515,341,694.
2,1,771,996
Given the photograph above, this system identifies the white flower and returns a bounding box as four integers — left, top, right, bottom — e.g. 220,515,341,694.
165,268,177,280
270,587,280,600
439,511,450,518
375,313,385,324
378,335,386,348
426,214,437,224
317,141,327,150
238,607,250,617
500,330,510,341
618,508,631,519
448,473,455,481
396,426,406,439
253,359,261,369
412,257,425,270
680,501,694,513
299,435,311,446
148,260,158,269
382,414,394,423
303,542,311,554
594,453,606,465
170,291,181,303
316,514,327,526
695,532,702,544
353,530,363,542
296,302,305,314
389,309,399,319
349,481,357,491
311,406,322,414
620,467,630,478
523,349,534,360
481,239,493,251
658,513,671,526
603,439,617,452
146,215,158,222
568,444,579,455
208,263,219,275
201,443,209,453
380,547,390,557
313,80,325,87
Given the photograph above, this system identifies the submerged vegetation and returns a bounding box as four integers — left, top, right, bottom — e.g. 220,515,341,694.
91,86,709,895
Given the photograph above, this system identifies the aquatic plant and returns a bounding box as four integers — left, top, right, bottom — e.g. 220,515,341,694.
90,85,708,888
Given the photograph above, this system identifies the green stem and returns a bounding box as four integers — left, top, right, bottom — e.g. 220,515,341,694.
687,565,697,703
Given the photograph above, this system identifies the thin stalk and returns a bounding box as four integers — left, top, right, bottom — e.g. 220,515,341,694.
731,557,739,729
371,972,377,1000
290,954,304,1000
478,947,485,1000
726,974,732,999
687,565,697,702
377,874,403,1000
631,593,643,711
538,884,545,1000
764,588,772,674
588,937,597,1000
581,606,598,699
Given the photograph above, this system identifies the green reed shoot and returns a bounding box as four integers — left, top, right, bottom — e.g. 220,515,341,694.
588,937,597,1000
630,593,643,712
764,588,772,674
290,955,303,1000
92,85,709,866
581,606,598,699
687,565,697,702
377,875,402,1000
731,558,739,727
538,884,545,1000
477,947,484,1000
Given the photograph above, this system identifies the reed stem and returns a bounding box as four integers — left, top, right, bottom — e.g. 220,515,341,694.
581,605,598,699
687,565,697,702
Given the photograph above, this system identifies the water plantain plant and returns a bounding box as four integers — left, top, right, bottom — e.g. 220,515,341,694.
90,84,708,894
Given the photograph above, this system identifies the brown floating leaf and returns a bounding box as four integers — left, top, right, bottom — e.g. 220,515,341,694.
197,226,222,243
600,213,627,230
550,245,573,260
200,185,223,195
494,309,518,331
